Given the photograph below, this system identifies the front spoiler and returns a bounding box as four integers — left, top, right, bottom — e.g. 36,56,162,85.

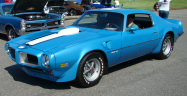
179,31,184,37
18,65,60,82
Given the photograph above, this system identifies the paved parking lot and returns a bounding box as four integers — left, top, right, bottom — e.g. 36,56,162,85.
0,9,187,96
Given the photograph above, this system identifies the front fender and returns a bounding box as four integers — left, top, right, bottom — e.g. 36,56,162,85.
3,16,22,35
49,41,107,82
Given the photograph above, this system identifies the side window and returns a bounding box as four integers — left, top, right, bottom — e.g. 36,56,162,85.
133,14,154,29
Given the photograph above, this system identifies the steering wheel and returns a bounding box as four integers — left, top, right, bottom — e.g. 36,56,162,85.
106,23,119,29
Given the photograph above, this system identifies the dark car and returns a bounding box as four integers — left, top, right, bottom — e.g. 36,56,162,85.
0,0,66,40
44,0,68,15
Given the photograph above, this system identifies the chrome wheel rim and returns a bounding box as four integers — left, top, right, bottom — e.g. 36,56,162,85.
8,29,16,40
83,58,101,82
162,37,172,56
70,10,76,16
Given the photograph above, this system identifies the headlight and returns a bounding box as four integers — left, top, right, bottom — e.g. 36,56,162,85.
21,20,26,31
42,54,50,68
5,43,10,53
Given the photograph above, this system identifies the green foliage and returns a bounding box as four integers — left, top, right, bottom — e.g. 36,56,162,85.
111,0,187,10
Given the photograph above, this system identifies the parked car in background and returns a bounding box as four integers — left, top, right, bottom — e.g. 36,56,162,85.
63,1,84,16
91,0,114,9
0,0,65,40
44,0,68,15
0,0,15,3
5,8,183,87
4,0,12,3
46,6,68,15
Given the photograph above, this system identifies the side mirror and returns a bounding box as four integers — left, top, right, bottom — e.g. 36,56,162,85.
129,26,138,31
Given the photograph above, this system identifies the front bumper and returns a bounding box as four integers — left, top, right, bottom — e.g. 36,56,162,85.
18,65,60,82
18,64,76,82
6,44,59,81
5,41,77,83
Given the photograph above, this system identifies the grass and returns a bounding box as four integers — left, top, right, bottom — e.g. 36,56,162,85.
111,0,187,11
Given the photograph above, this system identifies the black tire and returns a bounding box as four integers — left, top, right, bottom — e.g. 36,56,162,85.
157,34,174,59
6,27,18,40
76,52,105,88
69,9,77,16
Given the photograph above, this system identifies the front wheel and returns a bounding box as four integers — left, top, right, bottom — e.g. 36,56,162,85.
6,27,18,40
157,34,174,59
76,52,105,88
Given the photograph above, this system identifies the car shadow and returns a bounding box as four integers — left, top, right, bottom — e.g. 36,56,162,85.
0,33,8,41
5,55,158,89
108,54,157,74
5,65,73,89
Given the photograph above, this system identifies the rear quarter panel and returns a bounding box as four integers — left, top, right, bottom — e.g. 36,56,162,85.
151,13,183,54
165,19,183,41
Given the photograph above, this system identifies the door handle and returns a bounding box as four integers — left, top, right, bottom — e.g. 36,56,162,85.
154,31,157,33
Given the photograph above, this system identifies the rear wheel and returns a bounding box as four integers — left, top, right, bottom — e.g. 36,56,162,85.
6,27,18,40
157,34,174,59
69,9,77,16
76,52,105,88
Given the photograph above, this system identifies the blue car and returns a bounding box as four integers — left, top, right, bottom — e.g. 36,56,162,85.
5,8,183,87
91,0,114,9
0,0,65,40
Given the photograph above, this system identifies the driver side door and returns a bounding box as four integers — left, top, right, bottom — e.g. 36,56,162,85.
120,14,159,62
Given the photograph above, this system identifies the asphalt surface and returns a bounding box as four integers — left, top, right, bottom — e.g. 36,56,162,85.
0,9,187,96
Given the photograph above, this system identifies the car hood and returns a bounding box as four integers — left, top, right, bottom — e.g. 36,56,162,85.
12,26,115,52
11,0,64,14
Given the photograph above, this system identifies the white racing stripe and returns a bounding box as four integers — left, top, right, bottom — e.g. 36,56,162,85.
26,27,79,45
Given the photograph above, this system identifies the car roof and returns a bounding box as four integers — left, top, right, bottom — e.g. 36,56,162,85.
89,8,153,15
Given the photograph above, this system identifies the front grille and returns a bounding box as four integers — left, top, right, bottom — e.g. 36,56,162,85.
9,48,15,59
19,52,38,66
26,23,44,28
47,20,60,26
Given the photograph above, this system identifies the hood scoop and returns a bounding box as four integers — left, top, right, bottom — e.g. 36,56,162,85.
26,27,79,46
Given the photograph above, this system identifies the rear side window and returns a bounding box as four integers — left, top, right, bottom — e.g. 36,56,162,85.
133,14,154,29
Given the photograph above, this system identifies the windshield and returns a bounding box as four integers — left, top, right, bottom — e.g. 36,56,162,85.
2,5,14,14
73,11,124,31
